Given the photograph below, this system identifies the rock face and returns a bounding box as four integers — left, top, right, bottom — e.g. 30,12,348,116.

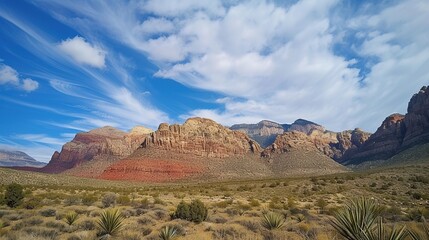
231,119,371,161
230,120,287,148
0,150,46,167
230,119,325,148
344,86,429,165
42,126,152,173
260,131,348,174
141,117,261,158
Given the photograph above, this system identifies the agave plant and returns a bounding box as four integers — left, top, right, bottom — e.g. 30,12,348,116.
64,211,79,225
261,212,285,230
159,225,178,240
97,208,124,236
330,198,407,240
408,217,429,240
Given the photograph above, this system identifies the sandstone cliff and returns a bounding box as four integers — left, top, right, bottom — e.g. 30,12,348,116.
344,86,429,165
141,117,261,158
42,126,152,173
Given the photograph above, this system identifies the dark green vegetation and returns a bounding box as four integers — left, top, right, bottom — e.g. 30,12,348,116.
4,183,24,208
0,164,428,239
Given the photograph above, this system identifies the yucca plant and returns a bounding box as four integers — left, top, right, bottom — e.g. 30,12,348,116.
408,217,429,240
159,225,178,240
97,208,124,236
330,198,407,240
64,211,79,226
261,212,285,230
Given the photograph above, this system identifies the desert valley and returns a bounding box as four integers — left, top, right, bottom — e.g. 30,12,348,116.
1,1,428,239
0,86,428,239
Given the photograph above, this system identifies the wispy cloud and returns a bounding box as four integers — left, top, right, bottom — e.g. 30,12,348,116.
38,0,428,131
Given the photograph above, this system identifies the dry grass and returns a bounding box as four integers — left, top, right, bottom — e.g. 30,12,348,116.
0,164,428,239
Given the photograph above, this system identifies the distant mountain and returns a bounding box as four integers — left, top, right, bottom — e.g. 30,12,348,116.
343,85,429,165
230,119,324,148
230,119,371,161
0,150,46,168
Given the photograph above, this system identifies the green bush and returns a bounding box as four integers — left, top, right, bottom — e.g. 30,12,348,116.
117,195,131,205
4,183,24,208
82,194,97,206
173,200,208,223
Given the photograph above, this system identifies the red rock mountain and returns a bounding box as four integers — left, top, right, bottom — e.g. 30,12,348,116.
344,86,429,165
42,126,152,173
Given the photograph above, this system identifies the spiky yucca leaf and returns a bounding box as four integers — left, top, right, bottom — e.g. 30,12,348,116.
364,217,407,240
261,212,285,230
97,208,124,236
159,225,178,240
64,211,79,225
408,217,429,240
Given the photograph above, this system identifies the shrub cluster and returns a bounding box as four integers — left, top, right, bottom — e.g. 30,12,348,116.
173,199,208,223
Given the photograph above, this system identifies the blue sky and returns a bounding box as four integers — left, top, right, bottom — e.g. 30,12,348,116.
0,0,428,162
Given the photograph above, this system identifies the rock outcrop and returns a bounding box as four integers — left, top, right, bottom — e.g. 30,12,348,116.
42,126,152,173
0,150,46,168
344,86,429,165
230,120,287,148
141,117,261,158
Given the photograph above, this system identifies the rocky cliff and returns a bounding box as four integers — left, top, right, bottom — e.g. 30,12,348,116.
344,86,429,165
141,117,261,158
231,119,371,161
0,150,46,167
42,126,152,173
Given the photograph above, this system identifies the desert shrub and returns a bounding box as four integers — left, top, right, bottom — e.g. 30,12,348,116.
159,225,178,240
97,208,124,236
82,194,97,206
214,199,233,208
40,208,57,217
23,196,42,209
153,197,165,205
0,194,5,206
12,218,44,230
64,212,79,225
102,192,117,208
317,198,328,212
173,200,208,223
117,195,131,205
79,219,96,230
45,220,67,232
4,183,24,208
140,197,151,209
261,212,285,230
238,220,260,232
249,198,260,207
212,226,245,239
64,195,81,206
22,226,59,239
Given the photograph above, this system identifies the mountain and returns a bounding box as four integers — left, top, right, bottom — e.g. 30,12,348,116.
230,119,324,148
0,150,46,168
42,126,153,174
230,120,286,148
344,86,429,165
230,119,371,161
99,117,347,182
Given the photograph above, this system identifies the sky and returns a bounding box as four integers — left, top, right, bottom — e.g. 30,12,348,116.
0,0,428,162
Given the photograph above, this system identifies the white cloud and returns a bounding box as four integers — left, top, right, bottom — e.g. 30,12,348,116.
21,78,39,92
0,64,19,85
0,64,39,92
58,36,106,68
